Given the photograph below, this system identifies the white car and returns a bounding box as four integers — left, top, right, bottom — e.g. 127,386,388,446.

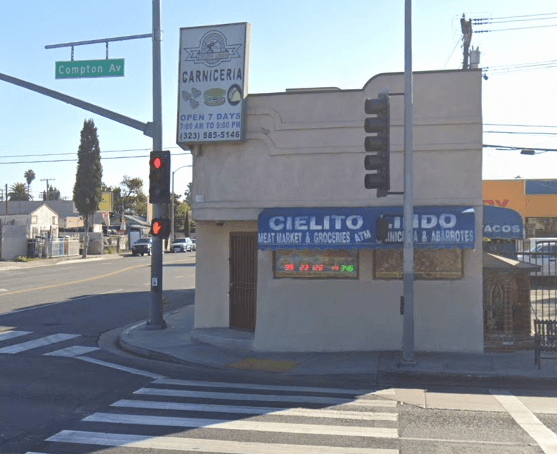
517,238,557,277
170,237,193,253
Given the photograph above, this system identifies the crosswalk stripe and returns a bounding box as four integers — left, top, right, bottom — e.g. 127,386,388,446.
153,378,374,396
0,333,80,354
0,330,31,342
134,387,354,405
111,399,398,421
43,345,100,357
47,430,399,453
83,412,399,438
75,356,166,379
344,399,398,408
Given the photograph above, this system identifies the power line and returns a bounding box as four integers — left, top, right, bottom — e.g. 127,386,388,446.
472,13,557,25
0,146,186,159
476,23,557,33
485,123,557,128
484,130,557,136
0,152,191,165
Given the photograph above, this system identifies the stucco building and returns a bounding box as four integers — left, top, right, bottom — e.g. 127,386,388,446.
190,69,484,353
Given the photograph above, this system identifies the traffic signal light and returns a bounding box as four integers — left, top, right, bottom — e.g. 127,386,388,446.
150,217,171,237
364,91,390,197
149,150,171,204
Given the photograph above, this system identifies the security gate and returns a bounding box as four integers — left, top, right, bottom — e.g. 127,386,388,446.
229,232,257,331
514,239,557,325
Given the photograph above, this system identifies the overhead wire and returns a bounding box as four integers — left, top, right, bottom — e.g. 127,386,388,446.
0,152,191,165
0,145,187,159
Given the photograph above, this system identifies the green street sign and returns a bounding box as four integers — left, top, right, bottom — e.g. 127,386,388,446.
55,59,125,79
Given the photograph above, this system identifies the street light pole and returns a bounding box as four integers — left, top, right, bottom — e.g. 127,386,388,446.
170,165,190,245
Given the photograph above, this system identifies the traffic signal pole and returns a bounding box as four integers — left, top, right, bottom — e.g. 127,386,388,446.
402,0,415,363
148,0,166,329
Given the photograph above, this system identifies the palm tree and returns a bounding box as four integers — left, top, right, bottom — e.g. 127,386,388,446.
8,182,33,201
24,169,36,194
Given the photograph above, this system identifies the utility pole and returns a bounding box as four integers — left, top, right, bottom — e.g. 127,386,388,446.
461,14,473,70
40,178,55,200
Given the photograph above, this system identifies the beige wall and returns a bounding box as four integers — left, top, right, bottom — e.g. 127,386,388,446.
192,70,484,353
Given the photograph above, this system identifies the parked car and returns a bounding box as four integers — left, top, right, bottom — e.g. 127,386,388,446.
170,237,193,253
131,237,152,256
517,238,557,277
191,239,196,251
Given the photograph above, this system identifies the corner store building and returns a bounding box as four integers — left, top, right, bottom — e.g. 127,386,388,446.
189,69,484,353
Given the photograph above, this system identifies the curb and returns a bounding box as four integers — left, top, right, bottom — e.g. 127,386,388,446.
117,322,190,366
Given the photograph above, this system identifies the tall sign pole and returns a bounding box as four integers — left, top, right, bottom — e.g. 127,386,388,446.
149,0,166,329
402,0,415,363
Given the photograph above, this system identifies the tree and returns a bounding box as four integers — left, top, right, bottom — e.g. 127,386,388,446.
184,181,193,206
120,175,147,217
8,182,32,201
24,169,36,194
184,210,190,237
42,186,61,201
73,119,103,258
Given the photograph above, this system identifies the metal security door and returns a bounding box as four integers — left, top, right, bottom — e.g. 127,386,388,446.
229,232,257,331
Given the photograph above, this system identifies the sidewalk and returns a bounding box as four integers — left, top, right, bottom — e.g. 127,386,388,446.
119,304,557,382
0,253,124,271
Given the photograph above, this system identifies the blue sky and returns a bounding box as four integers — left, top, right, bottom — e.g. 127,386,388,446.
1,0,557,202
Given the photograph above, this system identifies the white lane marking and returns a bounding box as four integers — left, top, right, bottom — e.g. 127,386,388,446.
11,290,125,313
44,345,100,357
83,412,399,438
0,333,80,354
343,399,398,408
10,301,67,313
100,289,123,295
47,430,399,453
75,356,166,379
134,388,353,405
0,289,8,292
153,378,374,396
111,399,398,421
491,389,557,454
0,330,31,342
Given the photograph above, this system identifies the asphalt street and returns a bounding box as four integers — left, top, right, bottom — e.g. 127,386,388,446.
1,253,556,454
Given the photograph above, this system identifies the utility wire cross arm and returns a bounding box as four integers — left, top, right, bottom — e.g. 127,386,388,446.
0,72,154,138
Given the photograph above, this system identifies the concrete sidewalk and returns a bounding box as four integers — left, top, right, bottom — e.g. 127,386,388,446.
0,253,124,271
119,304,557,382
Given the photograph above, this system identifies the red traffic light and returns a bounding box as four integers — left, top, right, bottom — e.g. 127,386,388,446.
150,156,162,169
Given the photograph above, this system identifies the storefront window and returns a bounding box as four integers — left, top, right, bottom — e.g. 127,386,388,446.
374,249,463,279
274,249,358,279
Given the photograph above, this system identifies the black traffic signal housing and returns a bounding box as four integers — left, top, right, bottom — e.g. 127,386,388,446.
150,217,171,238
364,92,390,197
376,216,389,242
149,151,171,204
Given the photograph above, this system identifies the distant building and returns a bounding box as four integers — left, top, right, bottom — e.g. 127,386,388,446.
483,179,557,237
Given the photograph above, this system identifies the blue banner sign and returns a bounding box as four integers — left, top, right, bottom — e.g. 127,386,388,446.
258,206,476,250
483,205,523,240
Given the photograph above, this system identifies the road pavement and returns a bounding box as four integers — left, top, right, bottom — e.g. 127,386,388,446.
1,253,556,453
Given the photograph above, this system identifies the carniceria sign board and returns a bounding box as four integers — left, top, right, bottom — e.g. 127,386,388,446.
177,22,249,146
55,59,125,79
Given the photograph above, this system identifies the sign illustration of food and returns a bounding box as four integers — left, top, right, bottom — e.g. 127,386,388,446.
204,88,226,106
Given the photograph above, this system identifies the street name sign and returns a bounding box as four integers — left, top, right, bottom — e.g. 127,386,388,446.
55,59,125,79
